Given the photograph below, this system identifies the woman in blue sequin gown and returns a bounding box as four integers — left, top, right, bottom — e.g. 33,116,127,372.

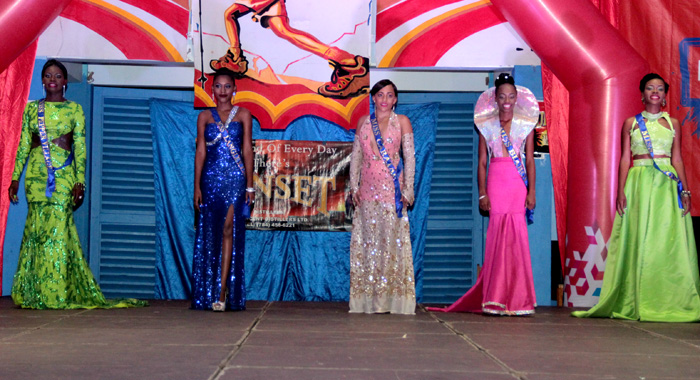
192,69,254,311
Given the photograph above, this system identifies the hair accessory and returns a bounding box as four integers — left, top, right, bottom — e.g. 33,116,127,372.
475,85,539,126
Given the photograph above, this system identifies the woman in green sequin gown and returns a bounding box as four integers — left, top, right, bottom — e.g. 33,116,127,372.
8,60,145,309
573,74,700,322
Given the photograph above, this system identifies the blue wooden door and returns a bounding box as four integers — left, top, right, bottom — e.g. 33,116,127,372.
90,87,192,298
401,92,483,304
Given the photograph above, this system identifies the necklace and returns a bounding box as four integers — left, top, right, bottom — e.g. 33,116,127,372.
641,110,663,121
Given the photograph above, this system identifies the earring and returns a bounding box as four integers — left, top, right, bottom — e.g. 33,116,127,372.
641,97,645,104
232,91,237,102
42,84,46,98
662,99,667,107
62,85,66,98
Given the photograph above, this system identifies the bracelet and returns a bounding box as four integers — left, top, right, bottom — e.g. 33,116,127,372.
245,187,255,193
478,195,487,200
681,190,691,197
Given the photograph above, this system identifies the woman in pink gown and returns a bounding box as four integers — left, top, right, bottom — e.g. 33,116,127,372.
348,79,416,314
429,73,539,315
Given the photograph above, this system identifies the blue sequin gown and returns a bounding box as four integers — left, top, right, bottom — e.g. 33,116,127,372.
191,111,246,311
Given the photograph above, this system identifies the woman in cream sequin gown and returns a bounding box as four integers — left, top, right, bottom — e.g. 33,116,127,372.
348,79,416,314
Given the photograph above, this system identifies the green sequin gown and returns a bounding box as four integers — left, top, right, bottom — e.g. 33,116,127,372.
11,100,146,309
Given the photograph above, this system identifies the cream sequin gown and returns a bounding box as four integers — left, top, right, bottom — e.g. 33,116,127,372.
349,113,416,314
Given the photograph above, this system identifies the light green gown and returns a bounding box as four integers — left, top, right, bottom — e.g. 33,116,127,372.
11,100,146,309
573,113,700,322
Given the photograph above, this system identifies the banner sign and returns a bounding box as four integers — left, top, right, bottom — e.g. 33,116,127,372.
247,139,353,231
375,0,539,68
192,0,370,130
39,0,189,62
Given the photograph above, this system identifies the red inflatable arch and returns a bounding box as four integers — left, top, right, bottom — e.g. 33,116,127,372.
0,0,73,73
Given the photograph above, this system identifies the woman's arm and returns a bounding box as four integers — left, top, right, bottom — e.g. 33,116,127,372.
477,132,490,211
399,114,415,206
524,130,536,210
193,111,208,212
9,103,34,203
349,117,365,207
669,117,691,215
240,108,255,204
616,117,634,216
72,103,87,207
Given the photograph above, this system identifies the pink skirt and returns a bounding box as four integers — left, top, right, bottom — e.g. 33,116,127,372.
428,157,536,315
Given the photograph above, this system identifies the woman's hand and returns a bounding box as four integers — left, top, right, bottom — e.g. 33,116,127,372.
348,192,357,209
525,192,536,210
245,191,255,205
194,187,203,212
682,193,691,216
72,183,85,209
478,194,490,211
8,180,19,204
616,192,627,216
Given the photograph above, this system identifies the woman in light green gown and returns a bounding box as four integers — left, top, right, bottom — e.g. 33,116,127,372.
573,73,700,322
8,60,145,309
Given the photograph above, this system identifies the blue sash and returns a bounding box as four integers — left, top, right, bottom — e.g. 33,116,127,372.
635,113,683,208
500,127,534,224
211,107,245,174
370,111,404,218
37,99,74,198
211,107,251,217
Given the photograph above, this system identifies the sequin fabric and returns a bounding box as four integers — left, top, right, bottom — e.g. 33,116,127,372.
191,120,246,311
630,112,674,156
11,101,146,309
348,114,416,314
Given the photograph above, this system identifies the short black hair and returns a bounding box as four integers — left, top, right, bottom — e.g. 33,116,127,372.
370,79,398,104
495,73,516,95
639,73,669,93
212,68,239,84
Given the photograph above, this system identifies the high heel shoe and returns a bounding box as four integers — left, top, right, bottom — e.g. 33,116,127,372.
212,301,225,312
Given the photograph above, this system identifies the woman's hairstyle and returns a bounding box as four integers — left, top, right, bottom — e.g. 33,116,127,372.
639,73,669,93
495,73,516,94
212,68,239,84
370,79,399,104
42,59,69,91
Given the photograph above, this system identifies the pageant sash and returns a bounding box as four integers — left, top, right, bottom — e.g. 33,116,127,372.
211,107,246,174
211,107,251,217
370,111,404,218
37,99,74,198
500,127,534,224
635,113,683,208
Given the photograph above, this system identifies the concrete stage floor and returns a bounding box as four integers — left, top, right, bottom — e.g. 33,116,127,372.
0,297,699,380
